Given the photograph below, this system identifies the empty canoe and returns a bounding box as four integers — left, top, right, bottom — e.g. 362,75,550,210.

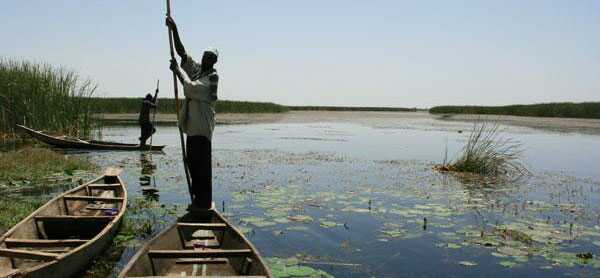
17,125,165,151
119,208,272,277
0,172,127,278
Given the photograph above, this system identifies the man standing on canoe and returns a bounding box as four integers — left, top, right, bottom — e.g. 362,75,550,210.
138,92,158,146
166,16,219,209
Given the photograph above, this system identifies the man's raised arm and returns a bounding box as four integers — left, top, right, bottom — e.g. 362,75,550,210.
166,16,187,58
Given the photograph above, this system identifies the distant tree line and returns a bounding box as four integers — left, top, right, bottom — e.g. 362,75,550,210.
90,98,290,114
288,106,418,112
429,102,600,119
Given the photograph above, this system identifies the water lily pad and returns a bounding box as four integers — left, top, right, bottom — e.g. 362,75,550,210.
458,261,477,266
491,252,508,258
513,256,529,263
286,226,309,232
288,215,314,223
273,217,292,224
286,265,317,276
381,229,406,239
447,243,461,249
497,246,528,257
319,220,338,228
499,261,517,268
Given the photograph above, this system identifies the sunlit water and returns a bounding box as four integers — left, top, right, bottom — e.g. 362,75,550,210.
82,113,600,277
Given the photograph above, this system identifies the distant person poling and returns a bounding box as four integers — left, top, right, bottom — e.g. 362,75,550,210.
138,82,159,146
166,15,219,209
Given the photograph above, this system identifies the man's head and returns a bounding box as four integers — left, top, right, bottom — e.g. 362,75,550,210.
145,93,153,100
201,48,219,71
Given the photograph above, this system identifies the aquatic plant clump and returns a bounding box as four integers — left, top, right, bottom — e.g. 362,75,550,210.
0,58,99,138
438,120,528,176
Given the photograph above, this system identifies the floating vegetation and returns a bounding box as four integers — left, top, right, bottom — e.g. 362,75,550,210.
267,257,334,278
80,138,600,276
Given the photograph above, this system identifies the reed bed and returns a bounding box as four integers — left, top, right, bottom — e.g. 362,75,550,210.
438,120,528,177
0,58,98,138
430,102,600,119
91,98,289,114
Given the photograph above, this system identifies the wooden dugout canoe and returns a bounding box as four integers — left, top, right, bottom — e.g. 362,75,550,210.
16,125,165,151
0,172,127,278
119,207,272,278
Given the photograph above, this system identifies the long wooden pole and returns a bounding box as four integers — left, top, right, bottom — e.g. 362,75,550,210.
166,0,193,203
149,79,159,147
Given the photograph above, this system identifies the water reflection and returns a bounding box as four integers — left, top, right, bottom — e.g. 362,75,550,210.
139,152,159,201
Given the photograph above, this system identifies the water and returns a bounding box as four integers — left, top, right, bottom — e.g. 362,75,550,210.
83,112,600,276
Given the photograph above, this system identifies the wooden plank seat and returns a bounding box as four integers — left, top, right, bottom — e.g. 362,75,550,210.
4,238,87,248
63,195,124,203
184,240,220,249
87,184,121,190
34,215,115,222
0,248,59,261
174,258,228,265
177,223,227,230
147,249,253,259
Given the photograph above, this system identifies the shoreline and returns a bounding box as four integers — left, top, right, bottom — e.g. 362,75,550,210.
95,111,600,135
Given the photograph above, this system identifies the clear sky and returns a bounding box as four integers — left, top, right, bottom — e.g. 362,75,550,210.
1,1,598,108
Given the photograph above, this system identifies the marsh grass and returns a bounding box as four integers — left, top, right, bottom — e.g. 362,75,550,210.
438,120,528,177
0,197,46,234
0,147,92,182
0,58,98,138
91,98,289,114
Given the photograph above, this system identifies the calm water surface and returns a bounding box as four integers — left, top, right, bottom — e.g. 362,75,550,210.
86,113,600,277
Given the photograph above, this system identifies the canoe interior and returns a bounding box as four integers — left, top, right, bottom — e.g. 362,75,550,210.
0,175,126,277
121,209,271,277
16,125,165,151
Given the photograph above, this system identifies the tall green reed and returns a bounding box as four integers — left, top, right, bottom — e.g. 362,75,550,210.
0,58,98,138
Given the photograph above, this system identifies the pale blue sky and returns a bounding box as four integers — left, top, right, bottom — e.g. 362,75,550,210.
1,1,598,107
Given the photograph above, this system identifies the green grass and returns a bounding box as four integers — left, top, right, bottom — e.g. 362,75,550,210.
0,147,92,182
0,58,99,137
91,98,289,114
438,121,528,177
429,102,600,119
0,197,46,233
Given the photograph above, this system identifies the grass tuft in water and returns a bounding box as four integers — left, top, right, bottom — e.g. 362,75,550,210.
437,120,528,177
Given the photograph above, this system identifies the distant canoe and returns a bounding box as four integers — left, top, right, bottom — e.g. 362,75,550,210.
0,173,127,278
119,207,272,277
16,125,165,151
